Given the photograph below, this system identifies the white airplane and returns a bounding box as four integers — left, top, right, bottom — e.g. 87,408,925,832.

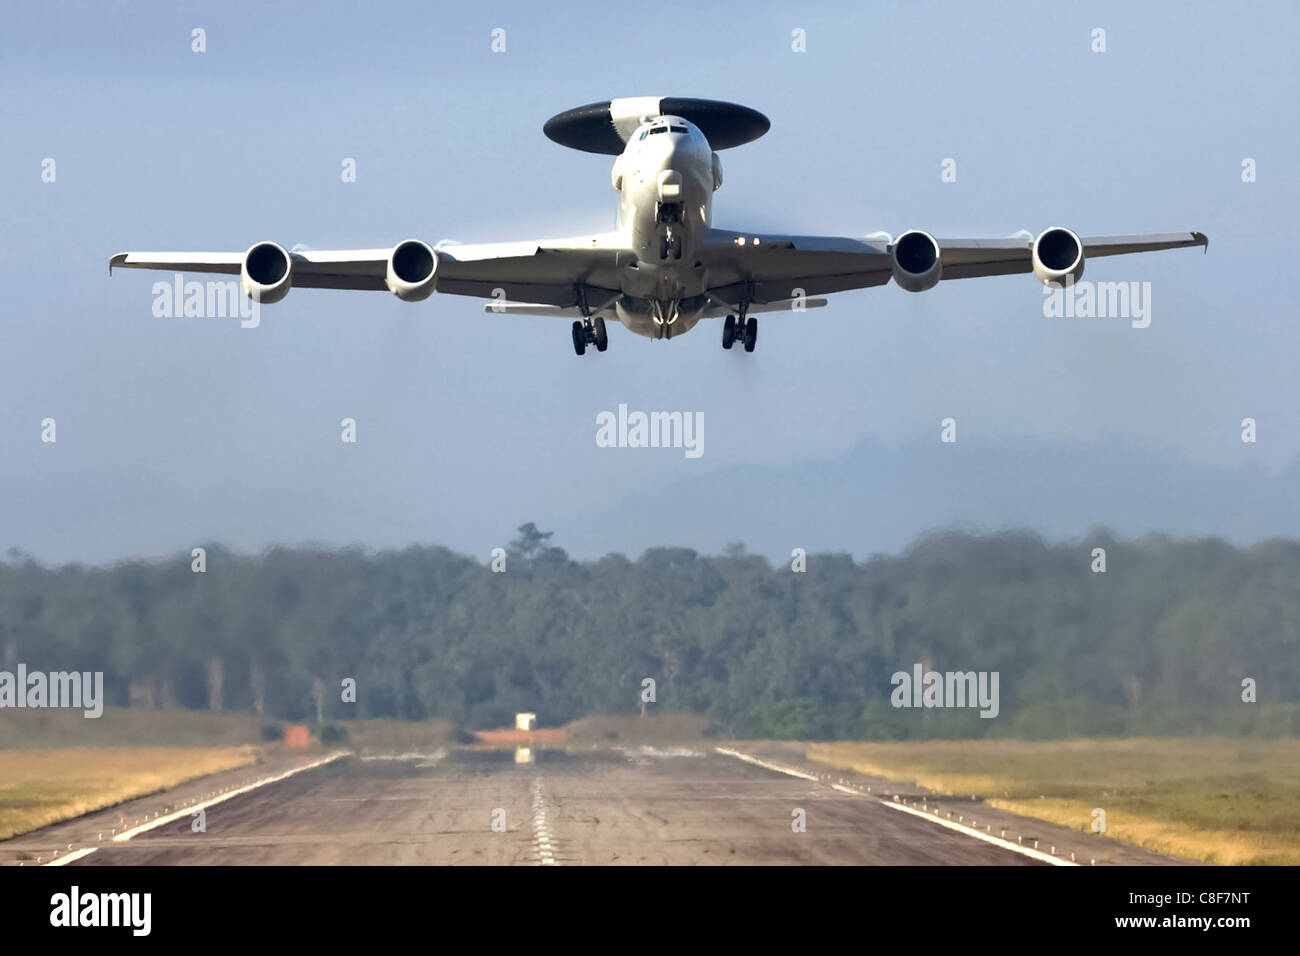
111,96,1207,356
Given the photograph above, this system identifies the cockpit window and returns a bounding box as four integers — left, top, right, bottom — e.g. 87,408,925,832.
670,125,688,133
649,126,668,134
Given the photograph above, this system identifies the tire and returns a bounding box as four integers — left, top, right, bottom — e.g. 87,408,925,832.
594,316,608,352
722,315,735,349
571,320,586,356
743,316,757,352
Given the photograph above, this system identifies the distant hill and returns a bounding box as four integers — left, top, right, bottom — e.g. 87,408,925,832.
563,437,1300,563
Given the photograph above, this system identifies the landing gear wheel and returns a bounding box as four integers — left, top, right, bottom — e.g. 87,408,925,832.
742,316,758,352
593,316,608,352
721,314,736,349
571,320,587,356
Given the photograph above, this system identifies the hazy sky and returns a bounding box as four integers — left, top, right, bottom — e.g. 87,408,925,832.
2,0,1297,564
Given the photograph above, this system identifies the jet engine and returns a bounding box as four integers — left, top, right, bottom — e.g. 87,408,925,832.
240,241,292,304
386,239,439,301
890,230,942,292
1031,227,1085,286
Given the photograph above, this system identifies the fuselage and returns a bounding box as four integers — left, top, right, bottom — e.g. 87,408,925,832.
609,116,718,338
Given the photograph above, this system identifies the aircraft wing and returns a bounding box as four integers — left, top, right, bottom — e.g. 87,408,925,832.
112,229,1206,313
699,231,894,305
110,233,630,307
432,234,626,306
109,249,392,290
700,229,1208,305
936,232,1208,280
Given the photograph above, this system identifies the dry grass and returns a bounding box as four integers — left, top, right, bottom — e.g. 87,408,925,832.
0,707,267,749
808,737,1300,866
565,713,711,744
0,746,258,840
335,718,455,753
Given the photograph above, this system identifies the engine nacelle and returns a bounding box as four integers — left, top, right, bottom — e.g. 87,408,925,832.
890,230,942,292
240,241,292,304
1032,227,1085,286
386,239,438,302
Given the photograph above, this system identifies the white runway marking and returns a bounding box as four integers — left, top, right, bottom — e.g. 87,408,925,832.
111,752,348,843
43,847,99,866
360,750,445,765
715,747,1077,867
42,751,348,866
530,776,559,866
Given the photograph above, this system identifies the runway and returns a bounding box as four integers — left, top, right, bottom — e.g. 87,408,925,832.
3,746,1186,866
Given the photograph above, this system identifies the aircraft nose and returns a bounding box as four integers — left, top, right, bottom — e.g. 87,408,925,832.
653,135,687,166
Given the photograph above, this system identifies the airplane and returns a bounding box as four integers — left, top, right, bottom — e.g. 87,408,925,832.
110,96,1207,356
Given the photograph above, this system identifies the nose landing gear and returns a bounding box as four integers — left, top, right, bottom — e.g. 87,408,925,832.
659,225,683,261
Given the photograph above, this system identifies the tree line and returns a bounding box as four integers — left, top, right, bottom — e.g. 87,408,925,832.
2,524,1297,739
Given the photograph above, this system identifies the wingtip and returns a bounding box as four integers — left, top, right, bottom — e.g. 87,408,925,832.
109,252,128,275
1193,231,1208,253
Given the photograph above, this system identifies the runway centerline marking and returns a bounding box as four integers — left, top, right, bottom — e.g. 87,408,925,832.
530,776,559,866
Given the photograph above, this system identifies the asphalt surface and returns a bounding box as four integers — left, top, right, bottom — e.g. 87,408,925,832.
1,745,1188,866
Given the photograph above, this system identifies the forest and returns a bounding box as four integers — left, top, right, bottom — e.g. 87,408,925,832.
2,524,1296,740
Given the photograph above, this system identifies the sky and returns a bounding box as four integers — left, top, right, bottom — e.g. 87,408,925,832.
1,0,1298,565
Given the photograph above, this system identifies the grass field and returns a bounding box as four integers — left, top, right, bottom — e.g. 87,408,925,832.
0,707,268,749
332,717,454,753
0,746,259,840
808,737,1300,866
0,708,272,840
564,713,711,744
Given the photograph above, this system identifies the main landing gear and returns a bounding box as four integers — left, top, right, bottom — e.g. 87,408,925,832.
722,313,757,352
571,316,608,356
